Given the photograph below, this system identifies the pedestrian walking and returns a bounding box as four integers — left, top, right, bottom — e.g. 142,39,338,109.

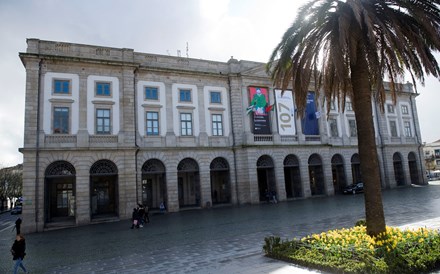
159,202,166,214
271,190,278,204
13,217,22,235
130,208,139,229
11,234,29,274
137,205,145,227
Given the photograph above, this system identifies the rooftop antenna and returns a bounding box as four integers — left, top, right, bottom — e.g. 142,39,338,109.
177,50,181,57
186,42,189,58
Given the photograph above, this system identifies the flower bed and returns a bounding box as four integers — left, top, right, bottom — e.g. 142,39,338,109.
263,224,440,273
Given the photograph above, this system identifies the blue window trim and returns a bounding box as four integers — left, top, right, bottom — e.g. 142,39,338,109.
96,82,111,96
179,89,191,102
53,107,69,134
210,91,221,104
146,111,159,136
54,79,70,94
145,87,159,100
96,108,111,134
180,113,193,136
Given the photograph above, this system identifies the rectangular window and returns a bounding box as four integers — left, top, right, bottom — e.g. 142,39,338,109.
210,91,221,104
145,87,158,100
180,113,193,136
401,105,409,115
349,119,357,137
329,118,338,137
53,107,69,134
346,102,353,111
179,89,191,102
387,104,395,113
212,114,223,136
54,79,70,94
435,149,440,158
146,111,159,136
389,120,398,137
96,109,111,134
96,82,111,96
330,100,336,110
404,121,412,137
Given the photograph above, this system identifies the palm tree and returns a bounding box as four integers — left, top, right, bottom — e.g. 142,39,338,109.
267,0,440,236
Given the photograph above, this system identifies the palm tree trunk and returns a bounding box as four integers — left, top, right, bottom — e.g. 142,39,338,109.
350,43,386,236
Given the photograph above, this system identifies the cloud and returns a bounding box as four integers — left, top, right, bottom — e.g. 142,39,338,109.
0,0,439,167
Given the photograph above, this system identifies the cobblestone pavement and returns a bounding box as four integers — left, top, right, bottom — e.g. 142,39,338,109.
1,181,440,274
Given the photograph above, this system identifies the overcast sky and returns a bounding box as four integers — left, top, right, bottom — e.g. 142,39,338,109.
0,0,439,167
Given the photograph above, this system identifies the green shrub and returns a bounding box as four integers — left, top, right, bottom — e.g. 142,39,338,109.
264,226,440,273
355,219,366,227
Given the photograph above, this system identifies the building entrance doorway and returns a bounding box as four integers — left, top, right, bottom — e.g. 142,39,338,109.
393,153,405,186
90,160,118,218
408,152,420,185
331,154,347,194
142,159,166,210
309,154,325,196
44,161,76,223
177,158,200,208
210,157,231,205
257,155,276,202
284,154,302,198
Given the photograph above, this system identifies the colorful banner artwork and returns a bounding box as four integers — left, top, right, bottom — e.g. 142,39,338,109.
248,87,271,134
275,89,296,136
301,92,320,135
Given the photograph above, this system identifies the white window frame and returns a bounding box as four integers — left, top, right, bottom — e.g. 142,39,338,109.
387,104,395,114
146,111,160,136
180,112,193,136
348,119,357,137
389,120,398,137
403,121,412,137
329,118,338,137
212,114,223,136
96,108,111,135
53,106,70,134
401,105,409,115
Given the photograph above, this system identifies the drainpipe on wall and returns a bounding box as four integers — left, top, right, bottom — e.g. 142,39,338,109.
227,75,240,204
134,68,140,204
374,99,388,189
35,58,43,230
409,89,425,184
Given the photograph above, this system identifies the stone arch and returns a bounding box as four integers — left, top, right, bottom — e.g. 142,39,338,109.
142,159,167,209
331,154,347,194
393,152,405,186
308,154,325,195
177,158,201,207
44,160,76,224
351,153,362,183
408,152,420,185
90,159,118,218
283,154,302,198
257,155,276,202
210,157,231,204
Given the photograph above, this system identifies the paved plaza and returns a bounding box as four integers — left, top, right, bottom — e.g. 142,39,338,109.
1,181,440,273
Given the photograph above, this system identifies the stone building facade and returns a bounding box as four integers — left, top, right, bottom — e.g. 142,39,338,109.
19,39,427,233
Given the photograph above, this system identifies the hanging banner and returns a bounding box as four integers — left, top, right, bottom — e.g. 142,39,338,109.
247,86,271,134
301,92,320,135
275,89,296,136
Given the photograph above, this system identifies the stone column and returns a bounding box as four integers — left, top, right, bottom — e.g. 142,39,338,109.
75,172,91,226
165,169,178,212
